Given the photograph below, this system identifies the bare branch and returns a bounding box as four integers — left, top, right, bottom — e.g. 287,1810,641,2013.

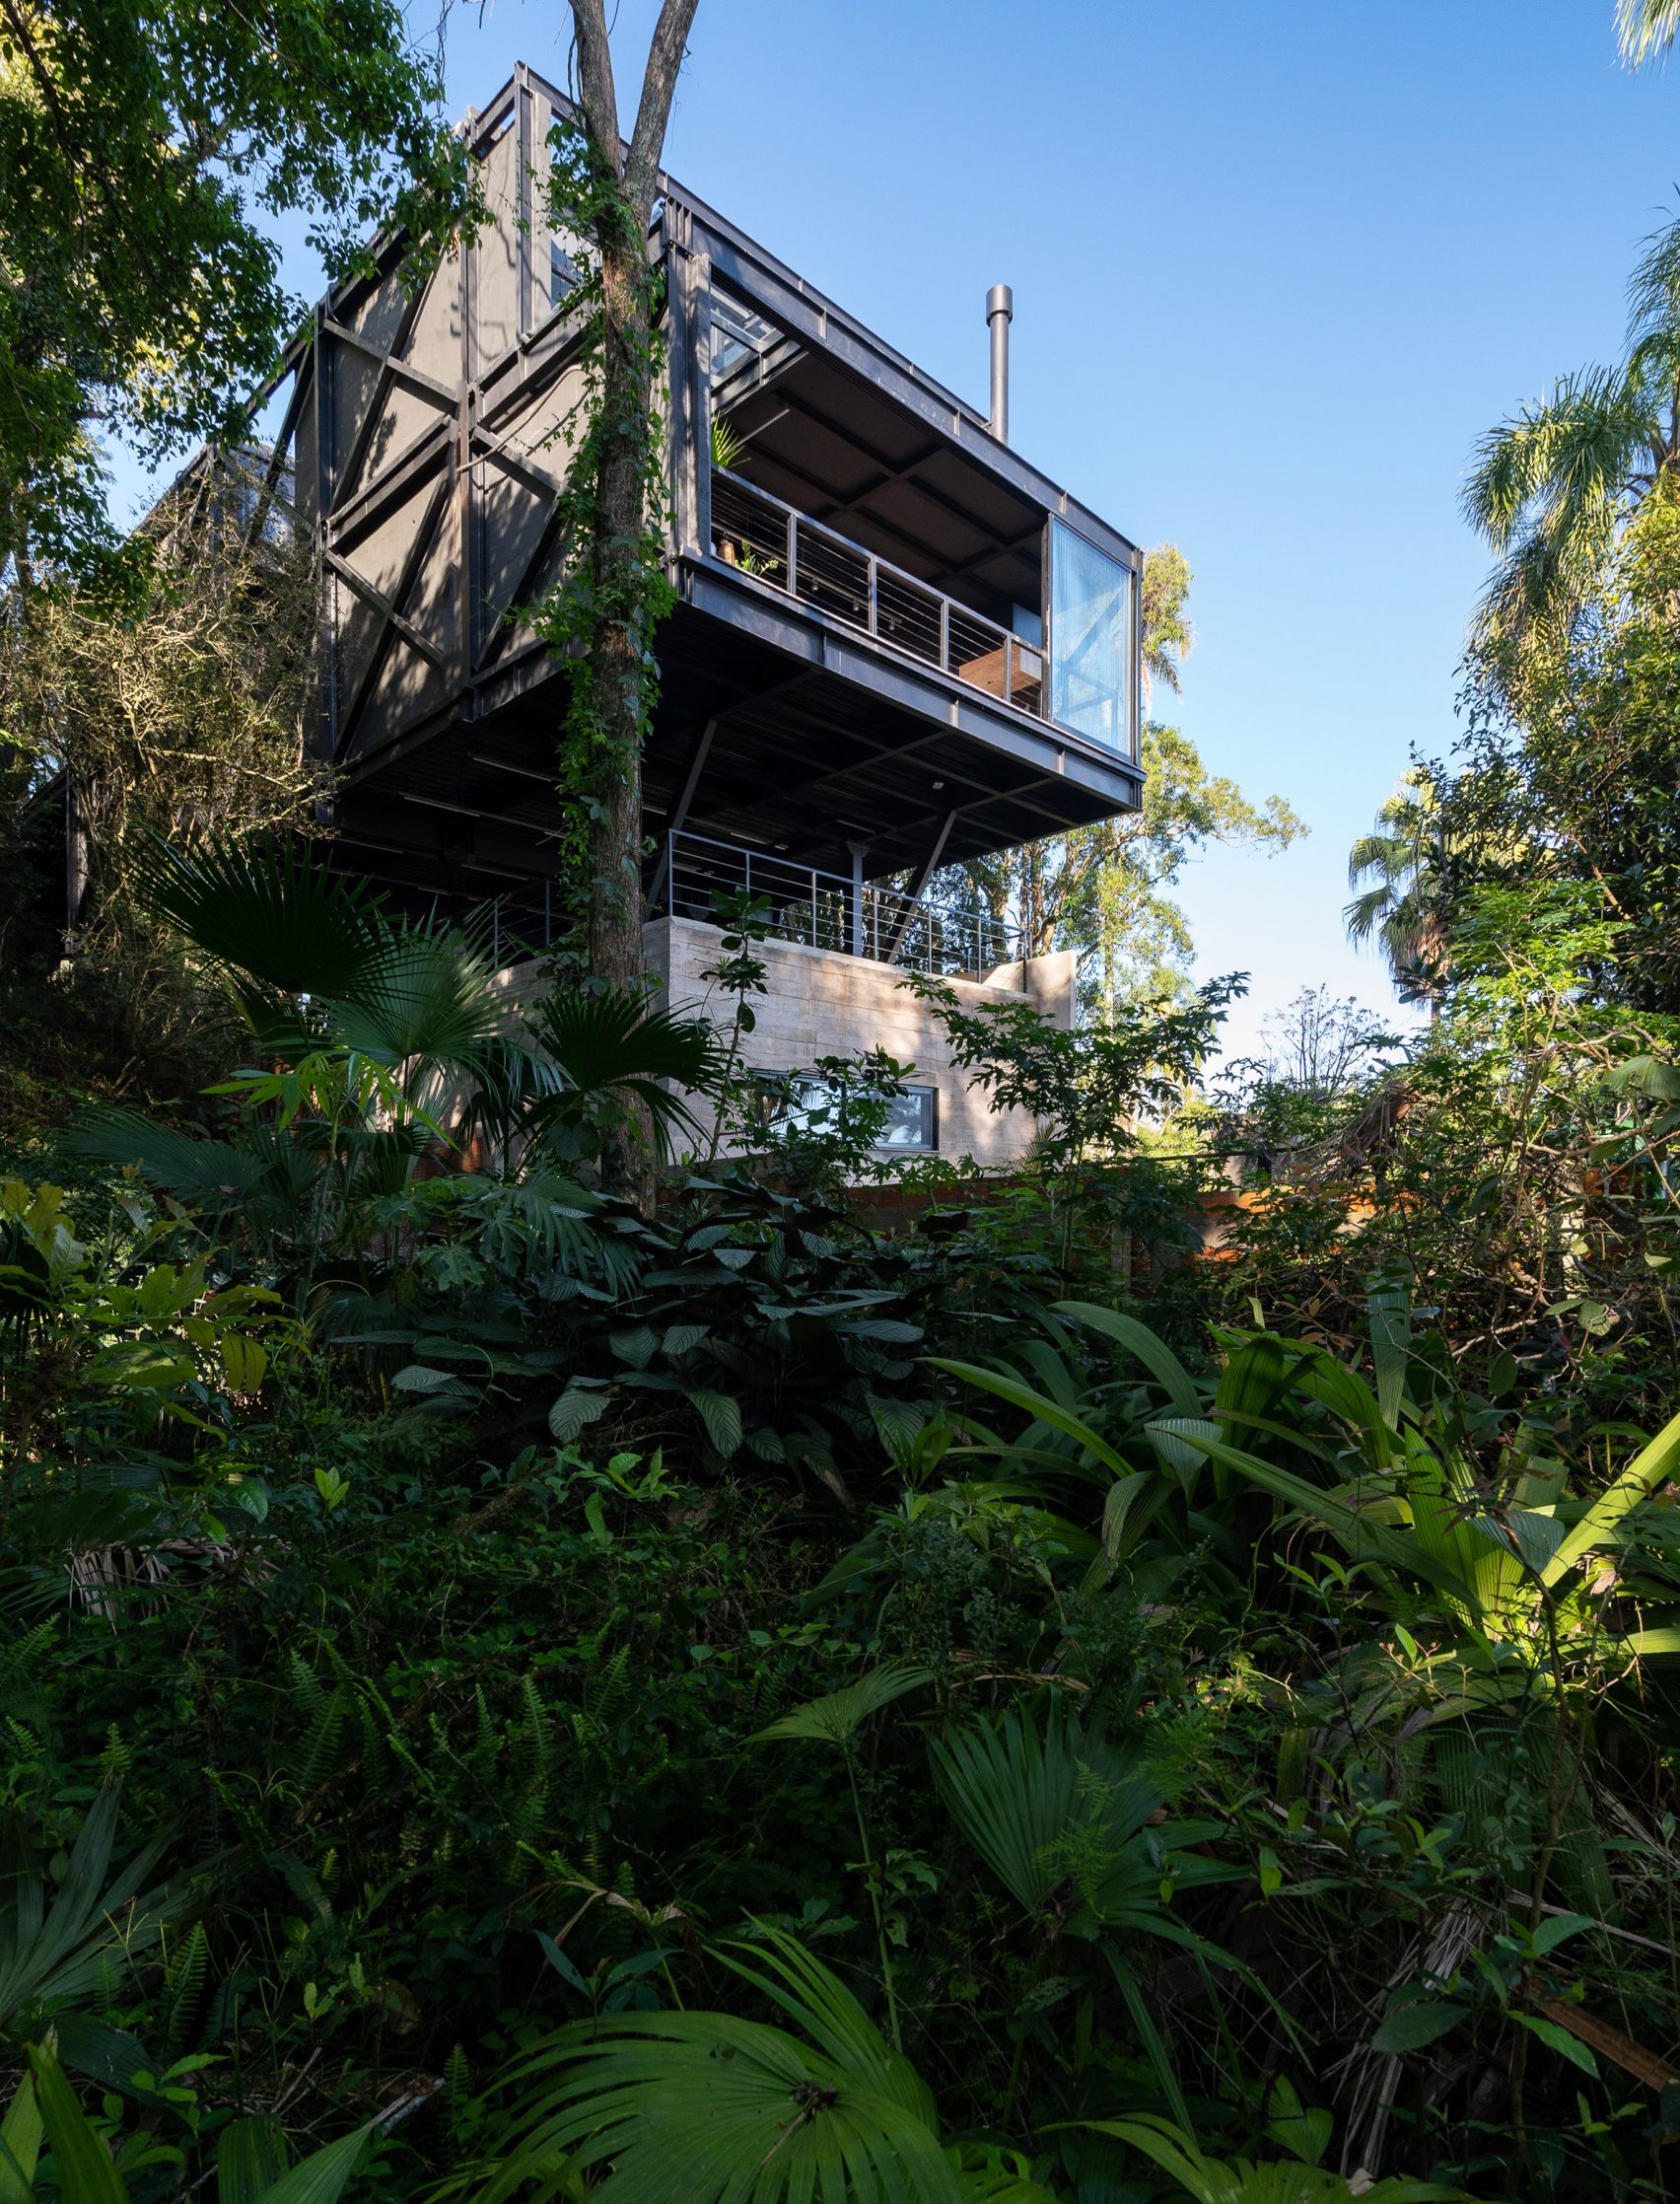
566,0,624,173
625,0,701,220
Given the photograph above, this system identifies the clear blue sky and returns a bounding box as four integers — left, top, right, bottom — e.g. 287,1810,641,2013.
108,1,1680,1057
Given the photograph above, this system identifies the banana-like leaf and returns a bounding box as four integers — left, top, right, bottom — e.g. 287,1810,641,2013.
1544,1404,1680,1586
1213,1331,1306,1457
1150,1426,1484,1619
1051,1302,1204,1418
1366,1273,1413,1432
924,1359,1131,1483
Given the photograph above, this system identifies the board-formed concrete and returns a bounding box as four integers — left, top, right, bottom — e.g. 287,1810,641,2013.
642,915,1076,1169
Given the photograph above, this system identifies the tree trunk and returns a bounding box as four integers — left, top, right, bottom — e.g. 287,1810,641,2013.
564,0,701,1196
583,241,656,991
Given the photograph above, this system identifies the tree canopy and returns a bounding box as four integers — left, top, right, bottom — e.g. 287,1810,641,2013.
0,0,473,582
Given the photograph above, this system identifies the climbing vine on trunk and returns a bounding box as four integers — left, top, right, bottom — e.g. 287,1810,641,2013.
533,114,674,984
531,0,700,1206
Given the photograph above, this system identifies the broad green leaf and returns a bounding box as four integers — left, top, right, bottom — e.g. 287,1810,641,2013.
257,2122,372,2204
1145,1425,1483,1615
0,2070,41,2204
27,2045,127,2204
1051,1302,1203,1417
1371,2000,1468,2053
1529,1912,1596,1958
926,1359,1130,1481
217,2115,288,2204
686,1387,743,1458
1366,1272,1412,1431
1513,2012,1599,2076
220,1333,269,1394
1544,1405,1680,1584
548,1385,609,1443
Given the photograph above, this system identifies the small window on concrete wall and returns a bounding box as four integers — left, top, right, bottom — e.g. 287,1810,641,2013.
753,1074,938,1153
875,1085,938,1152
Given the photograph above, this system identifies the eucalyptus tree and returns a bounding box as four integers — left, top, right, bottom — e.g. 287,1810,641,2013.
541,0,699,999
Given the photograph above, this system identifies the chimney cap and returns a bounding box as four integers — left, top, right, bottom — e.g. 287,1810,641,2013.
987,283,1014,322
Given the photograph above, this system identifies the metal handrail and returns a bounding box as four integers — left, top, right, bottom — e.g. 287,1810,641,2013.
709,465,1045,720
658,829,1020,979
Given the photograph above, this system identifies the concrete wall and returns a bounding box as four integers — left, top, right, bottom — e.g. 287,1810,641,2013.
641,916,1076,1170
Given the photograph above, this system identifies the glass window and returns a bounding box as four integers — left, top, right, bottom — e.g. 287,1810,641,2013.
754,1074,938,1152
876,1085,938,1152
710,291,786,390
1049,521,1134,751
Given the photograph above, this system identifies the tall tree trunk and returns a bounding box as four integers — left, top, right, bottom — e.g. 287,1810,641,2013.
564,0,700,1188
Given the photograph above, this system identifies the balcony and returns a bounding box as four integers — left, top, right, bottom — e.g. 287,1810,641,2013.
656,829,1021,980
710,466,1047,719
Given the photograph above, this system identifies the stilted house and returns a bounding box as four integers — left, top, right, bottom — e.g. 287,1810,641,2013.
188,63,1147,1164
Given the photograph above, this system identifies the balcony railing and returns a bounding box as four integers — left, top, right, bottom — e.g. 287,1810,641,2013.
658,830,1020,979
710,465,1045,718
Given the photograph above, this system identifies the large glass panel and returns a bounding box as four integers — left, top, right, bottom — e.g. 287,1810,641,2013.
1049,522,1134,751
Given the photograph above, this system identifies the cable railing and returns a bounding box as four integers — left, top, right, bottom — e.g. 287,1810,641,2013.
710,465,1045,718
657,830,1020,979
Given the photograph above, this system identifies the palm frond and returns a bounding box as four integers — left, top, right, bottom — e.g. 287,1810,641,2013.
0,1784,184,2029
329,918,514,1086
524,985,723,1159
1617,0,1680,66
1076,2115,1475,2202
1461,367,1645,551
133,835,385,1003
70,1107,320,1229
465,1927,960,2204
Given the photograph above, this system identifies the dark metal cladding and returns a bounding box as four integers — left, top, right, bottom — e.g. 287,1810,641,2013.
190,61,1144,928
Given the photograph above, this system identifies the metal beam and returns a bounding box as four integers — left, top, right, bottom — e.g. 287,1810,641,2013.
333,469,454,757
648,716,718,915
880,809,955,962
323,319,457,410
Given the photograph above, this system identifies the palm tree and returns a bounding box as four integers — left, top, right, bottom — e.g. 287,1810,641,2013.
1617,0,1680,63
1462,213,1680,643
74,837,722,1270
1345,770,1452,1012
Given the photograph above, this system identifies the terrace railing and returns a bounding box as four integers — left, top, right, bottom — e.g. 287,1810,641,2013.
710,466,1045,718
658,829,1020,980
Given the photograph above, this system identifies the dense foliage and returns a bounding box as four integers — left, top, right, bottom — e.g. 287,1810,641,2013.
5,8,1680,2202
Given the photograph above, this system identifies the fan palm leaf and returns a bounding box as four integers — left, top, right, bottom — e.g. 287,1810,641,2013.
931,1703,1247,2124
1077,2115,1476,2202
464,1926,962,2204
133,835,385,1005
523,985,722,1161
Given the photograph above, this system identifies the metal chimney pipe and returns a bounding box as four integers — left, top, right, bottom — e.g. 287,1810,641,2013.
987,283,1013,443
